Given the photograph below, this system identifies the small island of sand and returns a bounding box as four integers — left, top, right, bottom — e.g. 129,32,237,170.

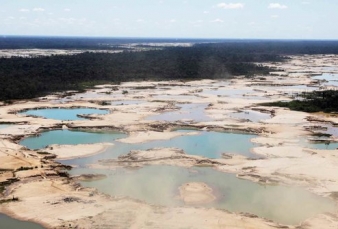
179,182,216,204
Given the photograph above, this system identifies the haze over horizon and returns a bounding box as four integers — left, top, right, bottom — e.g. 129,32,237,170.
0,0,337,40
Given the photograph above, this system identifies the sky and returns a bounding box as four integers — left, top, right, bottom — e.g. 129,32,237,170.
0,0,337,39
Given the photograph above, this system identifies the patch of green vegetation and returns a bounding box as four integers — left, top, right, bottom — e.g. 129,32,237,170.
261,90,338,113
0,197,19,204
0,185,5,193
0,44,277,101
312,132,332,137
98,101,111,106
0,168,13,172
37,151,51,155
16,166,34,171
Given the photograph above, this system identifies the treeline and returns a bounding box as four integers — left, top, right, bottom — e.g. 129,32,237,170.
0,45,273,100
2,37,338,55
262,90,338,112
197,40,338,55
3,39,338,101
0,36,217,49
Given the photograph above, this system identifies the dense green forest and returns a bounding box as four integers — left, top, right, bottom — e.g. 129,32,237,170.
0,37,218,49
2,37,338,54
2,38,338,101
0,45,274,100
262,90,338,113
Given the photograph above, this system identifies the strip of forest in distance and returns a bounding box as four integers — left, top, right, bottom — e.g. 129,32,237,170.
1,39,338,101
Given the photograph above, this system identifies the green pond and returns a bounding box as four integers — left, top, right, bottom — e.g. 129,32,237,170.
20,108,109,121
70,165,335,225
0,214,45,229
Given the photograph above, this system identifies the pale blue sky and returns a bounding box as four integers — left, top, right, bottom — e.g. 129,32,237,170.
0,0,337,39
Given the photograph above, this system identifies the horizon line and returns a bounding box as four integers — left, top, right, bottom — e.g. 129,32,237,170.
1,34,338,42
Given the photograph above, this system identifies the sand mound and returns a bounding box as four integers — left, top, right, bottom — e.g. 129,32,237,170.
179,182,216,204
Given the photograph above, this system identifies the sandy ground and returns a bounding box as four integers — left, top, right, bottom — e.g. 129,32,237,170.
43,143,114,160
1,54,338,228
117,130,199,143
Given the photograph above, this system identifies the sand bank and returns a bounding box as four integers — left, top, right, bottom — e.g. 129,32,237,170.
43,143,114,160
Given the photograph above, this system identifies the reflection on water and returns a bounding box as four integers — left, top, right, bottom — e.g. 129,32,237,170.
313,73,338,87
70,165,335,225
318,123,338,138
146,103,212,122
0,214,45,229
202,88,269,100
20,108,109,121
228,110,271,122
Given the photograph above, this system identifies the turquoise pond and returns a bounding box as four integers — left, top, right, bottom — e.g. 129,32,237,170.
20,108,109,121
0,214,45,229
19,130,259,164
70,165,335,225
306,141,338,150
20,129,127,150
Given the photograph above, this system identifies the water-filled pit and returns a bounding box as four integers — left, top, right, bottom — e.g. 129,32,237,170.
20,129,127,150
313,73,338,87
315,123,338,137
306,140,338,150
20,129,259,164
228,110,271,123
0,213,45,229
20,108,109,121
70,165,335,225
146,103,212,122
